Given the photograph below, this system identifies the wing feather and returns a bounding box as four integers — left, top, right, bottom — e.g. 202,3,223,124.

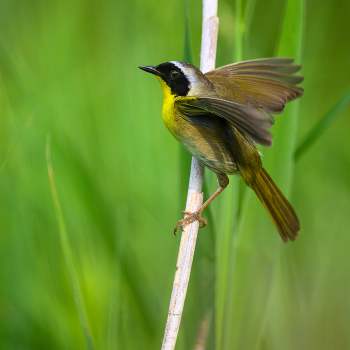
205,58,304,115
176,97,274,147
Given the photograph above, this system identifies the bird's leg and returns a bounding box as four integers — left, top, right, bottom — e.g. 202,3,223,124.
174,174,229,234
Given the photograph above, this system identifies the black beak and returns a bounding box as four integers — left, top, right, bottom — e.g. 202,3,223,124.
138,65,160,76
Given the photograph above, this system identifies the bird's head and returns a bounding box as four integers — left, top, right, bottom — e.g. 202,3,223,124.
139,61,211,99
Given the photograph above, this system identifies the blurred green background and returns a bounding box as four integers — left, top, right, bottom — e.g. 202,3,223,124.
1,0,350,349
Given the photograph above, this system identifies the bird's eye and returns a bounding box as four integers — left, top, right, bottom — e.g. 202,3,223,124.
170,70,180,79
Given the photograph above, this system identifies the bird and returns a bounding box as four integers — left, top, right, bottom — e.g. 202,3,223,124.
139,58,303,242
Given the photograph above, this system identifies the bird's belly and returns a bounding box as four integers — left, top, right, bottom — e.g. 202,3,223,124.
179,135,238,175
163,108,238,175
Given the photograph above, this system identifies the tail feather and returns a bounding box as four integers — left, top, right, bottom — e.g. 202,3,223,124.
249,167,300,242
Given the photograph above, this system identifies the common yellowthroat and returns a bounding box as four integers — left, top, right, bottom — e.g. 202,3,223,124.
139,58,303,242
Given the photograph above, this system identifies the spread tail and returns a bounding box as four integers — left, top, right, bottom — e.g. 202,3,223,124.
249,167,300,242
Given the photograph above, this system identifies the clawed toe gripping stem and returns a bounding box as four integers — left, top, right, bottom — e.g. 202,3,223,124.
173,211,207,235
173,181,228,236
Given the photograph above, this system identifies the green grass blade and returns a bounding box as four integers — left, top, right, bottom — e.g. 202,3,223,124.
46,135,96,350
222,0,305,348
234,0,244,62
295,87,350,161
183,0,193,64
215,178,239,350
243,0,258,41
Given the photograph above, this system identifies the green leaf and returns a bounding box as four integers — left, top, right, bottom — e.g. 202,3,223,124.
46,135,96,350
295,87,350,161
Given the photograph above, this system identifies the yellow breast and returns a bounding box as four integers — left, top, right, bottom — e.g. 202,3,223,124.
155,76,178,134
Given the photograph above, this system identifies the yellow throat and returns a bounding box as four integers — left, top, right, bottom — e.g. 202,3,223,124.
155,75,177,130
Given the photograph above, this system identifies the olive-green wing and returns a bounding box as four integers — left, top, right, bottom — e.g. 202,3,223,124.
205,58,304,114
176,97,274,147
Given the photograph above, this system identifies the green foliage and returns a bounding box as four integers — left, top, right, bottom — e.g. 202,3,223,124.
1,0,350,349
295,87,350,161
46,135,96,350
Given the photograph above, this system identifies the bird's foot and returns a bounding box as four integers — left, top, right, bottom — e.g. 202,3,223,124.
174,210,207,235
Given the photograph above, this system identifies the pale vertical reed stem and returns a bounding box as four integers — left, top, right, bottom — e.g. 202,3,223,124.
160,1,219,349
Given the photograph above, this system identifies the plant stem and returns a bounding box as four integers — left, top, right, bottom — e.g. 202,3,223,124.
160,1,219,349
